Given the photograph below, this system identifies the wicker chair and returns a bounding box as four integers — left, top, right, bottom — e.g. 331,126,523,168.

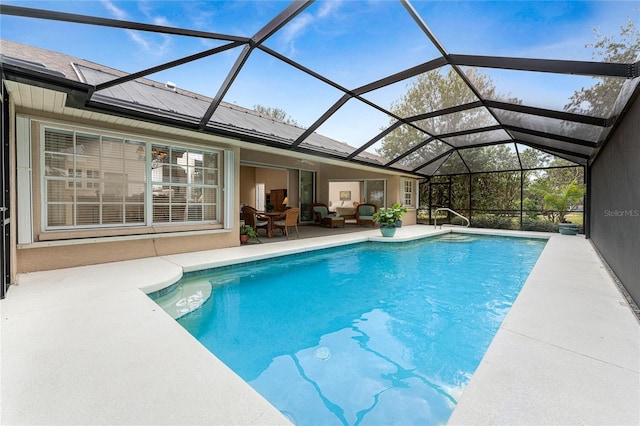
310,203,345,228
272,208,300,239
241,205,270,237
356,203,377,226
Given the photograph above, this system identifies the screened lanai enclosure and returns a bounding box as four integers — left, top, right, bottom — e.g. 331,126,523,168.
1,1,639,301
420,161,586,233
2,1,638,231
1,1,637,177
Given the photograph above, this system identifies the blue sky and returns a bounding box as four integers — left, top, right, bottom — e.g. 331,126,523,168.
1,0,638,149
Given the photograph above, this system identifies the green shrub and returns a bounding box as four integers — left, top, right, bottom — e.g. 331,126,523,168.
450,216,467,226
416,209,429,220
469,214,515,230
521,217,558,232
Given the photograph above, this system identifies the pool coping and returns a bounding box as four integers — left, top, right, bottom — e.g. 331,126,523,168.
1,226,639,425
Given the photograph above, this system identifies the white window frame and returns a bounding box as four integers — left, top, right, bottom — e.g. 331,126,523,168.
41,125,224,231
66,168,99,189
148,143,221,225
401,178,416,208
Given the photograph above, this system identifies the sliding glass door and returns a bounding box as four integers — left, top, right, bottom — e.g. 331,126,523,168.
299,170,315,222
365,180,386,208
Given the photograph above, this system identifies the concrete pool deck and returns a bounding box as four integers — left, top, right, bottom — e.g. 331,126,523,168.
1,226,639,425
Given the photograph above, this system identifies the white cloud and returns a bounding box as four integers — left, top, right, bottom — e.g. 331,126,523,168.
153,16,171,27
100,0,127,20
317,0,342,18
128,31,151,52
100,0,173,57
281,12,314,44
514,36,595,61
150,16,174,56
279,1,344,57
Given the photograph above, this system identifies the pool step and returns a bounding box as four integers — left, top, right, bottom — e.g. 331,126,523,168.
438,234,474,242
152,278,212,320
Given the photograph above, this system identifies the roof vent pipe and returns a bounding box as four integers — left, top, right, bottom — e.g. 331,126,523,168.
165,81,177,92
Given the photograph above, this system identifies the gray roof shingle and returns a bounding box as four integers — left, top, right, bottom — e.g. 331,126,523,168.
2,39,391,167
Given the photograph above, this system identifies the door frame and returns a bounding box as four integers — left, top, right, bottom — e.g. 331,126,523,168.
298,169,315,223
255,182,265,212
1,84,11,298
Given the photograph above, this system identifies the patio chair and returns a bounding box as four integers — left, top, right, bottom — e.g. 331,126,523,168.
272,208,300,239
241,205,270,237
356,203,377,226
310,203,345,228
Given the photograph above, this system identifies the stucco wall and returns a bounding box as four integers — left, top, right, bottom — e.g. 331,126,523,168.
590,92,640,305
239,165,256,208
13,112,242,274
257,168,287,193
16,230,237,273
14,116,420,274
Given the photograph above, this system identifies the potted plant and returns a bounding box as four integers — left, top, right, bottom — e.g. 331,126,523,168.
372,203,408,237
240,224,259,244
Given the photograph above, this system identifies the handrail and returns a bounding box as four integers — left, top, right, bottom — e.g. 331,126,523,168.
433,208,470,228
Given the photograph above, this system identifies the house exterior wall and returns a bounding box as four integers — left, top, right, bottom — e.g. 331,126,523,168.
239,165,256,208
12,111,240,275
17,231,234,272
10,109,420,276
257,168,287,194
287,170,299,210
590,93,640,306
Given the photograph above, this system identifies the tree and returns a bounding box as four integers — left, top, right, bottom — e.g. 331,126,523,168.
383,68,526,218
376,68,503,167
518,147,552,170
253,104,300,127
565,18,639,116
529,179,586,223
524,156,585,222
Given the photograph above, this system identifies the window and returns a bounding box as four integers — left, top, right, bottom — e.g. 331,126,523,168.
402,178,415,208
86,170,100,188
66,169,99,189
43,127,221,230
150,144,219,223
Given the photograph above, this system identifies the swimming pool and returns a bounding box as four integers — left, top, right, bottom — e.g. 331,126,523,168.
156,234,546,425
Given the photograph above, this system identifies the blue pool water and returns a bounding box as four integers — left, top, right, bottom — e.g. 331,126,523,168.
171,234,546,425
